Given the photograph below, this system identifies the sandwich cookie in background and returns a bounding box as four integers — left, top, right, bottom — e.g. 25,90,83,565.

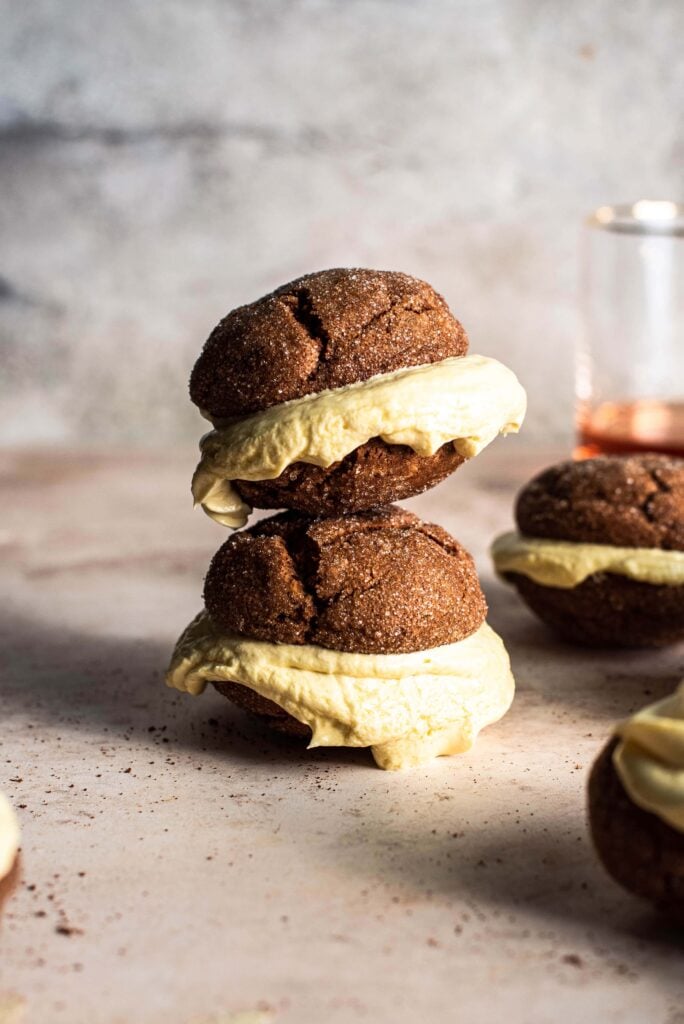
0,793,20,883
588,682,684,924
491,455,684,647
190,268,526,527
166,507,515,771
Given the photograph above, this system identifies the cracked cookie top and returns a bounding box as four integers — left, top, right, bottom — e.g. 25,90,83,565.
515,455,684,550
189,268,468,419
203,506,487,654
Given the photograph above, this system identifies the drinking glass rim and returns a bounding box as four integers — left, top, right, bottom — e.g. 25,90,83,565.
588,200,684,236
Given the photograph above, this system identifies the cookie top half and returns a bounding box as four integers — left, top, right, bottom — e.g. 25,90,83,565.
515,455,684,550
189,268,468,420
203,506,486,655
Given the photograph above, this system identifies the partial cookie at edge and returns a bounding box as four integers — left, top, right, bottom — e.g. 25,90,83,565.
589,738,684,924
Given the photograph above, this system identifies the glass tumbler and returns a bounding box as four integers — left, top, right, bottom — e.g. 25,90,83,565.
576,200,684,458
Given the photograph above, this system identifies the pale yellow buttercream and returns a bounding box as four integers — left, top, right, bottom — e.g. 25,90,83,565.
491,531,684,589
166,613,515,770
192,354,527,528
0,793,20,881
613,682,684,833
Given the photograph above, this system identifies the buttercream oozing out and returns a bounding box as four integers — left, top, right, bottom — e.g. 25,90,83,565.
613,682,684,833
166,612,515,771
192,354,527,528
491,531,684,589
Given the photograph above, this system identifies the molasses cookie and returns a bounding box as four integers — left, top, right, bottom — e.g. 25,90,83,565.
491,455,684,647
190,268,468,418
232,438,465,518
167,508,515,770
189,268,526,527
588,683,684,924
203,506,486,654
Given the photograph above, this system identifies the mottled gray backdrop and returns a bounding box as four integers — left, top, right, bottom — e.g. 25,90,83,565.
1,0,681,446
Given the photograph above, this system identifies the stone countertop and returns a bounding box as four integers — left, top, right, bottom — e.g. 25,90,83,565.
0,447,682,1024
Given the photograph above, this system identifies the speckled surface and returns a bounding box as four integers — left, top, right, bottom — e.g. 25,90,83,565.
1,447,683,1024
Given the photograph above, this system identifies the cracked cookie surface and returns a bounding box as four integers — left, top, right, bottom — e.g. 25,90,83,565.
516,455,684,550
203,506,486,654
189,267,468,419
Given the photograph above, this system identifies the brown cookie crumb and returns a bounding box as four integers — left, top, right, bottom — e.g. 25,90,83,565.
190,268,468,419
204,506,487,654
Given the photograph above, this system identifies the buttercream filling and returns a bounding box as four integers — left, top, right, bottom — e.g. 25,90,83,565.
0,793,20,880
166,612,515,771
192,354,527,528
491,531,684,589
613,681,684,833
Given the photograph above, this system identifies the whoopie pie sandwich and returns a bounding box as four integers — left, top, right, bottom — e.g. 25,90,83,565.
190,268,526,527
167,507,515,770
588,682,684,924
491,455,684,647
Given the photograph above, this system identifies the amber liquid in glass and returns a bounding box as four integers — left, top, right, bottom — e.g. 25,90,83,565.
576,400,684,459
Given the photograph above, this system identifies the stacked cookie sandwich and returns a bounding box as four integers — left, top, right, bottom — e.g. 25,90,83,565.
167,268,526,769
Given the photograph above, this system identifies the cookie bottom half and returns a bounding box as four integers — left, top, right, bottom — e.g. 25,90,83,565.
234,438,465,516
214,680,311,738
507,572,684,647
